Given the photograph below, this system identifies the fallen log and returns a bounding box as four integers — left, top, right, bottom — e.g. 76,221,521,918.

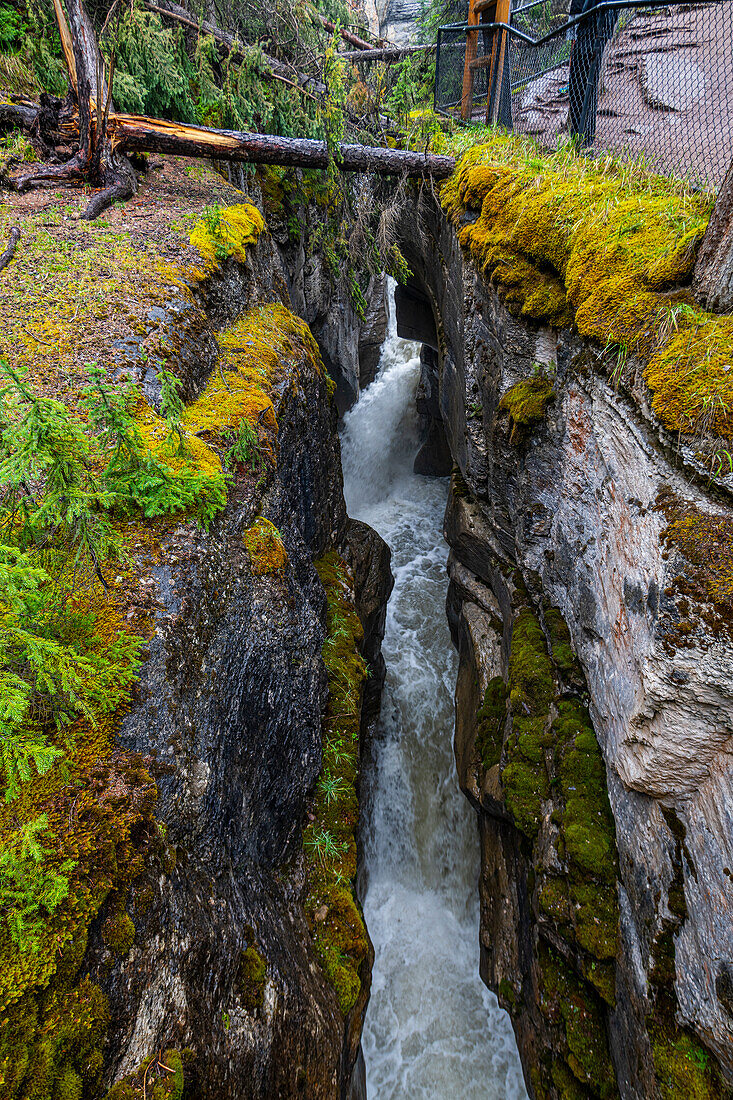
11,0,452,215
0,227,21,273
343,43,435,63
111,114,455,177
316,16,375,51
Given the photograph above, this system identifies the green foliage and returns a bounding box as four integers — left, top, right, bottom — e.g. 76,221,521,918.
0,544,143,800
0,357,227,957
109,6,197,121
81,363,229,527
0,814,74,949
200,205,230,263
157,366,187,456
0,0,23,51
305,825,346,864
0,362,120,580
227,420,265,474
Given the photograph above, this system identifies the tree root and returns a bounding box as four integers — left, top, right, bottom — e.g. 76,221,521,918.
79,153,137,219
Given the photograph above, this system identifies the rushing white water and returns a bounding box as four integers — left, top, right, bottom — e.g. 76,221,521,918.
341,284,528,1100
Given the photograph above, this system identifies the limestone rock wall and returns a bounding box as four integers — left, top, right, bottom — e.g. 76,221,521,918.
397,194,733,1098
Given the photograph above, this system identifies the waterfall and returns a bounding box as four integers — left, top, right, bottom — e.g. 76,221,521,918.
341,281,528,1100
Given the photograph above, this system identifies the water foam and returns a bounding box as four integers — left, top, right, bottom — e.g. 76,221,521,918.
341,281,528,1100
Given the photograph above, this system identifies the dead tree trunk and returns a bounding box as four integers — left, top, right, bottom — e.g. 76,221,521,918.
9,0,453,215
316,16,375,50
14,0,136,218
343,43,434,63
111,114,455,176
693,159,733,313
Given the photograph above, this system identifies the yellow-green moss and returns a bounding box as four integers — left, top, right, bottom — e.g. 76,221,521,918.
181,303,324,457
237,936,267,1012
242,517,288,576
189,203,265,269
439,135,733,440
499,377,555,444
304,552,368,1016
105,1048,186,1100
102,910,136,957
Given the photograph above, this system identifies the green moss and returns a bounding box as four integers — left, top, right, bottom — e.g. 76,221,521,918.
540,945,618,1099
304,553,368,1017
55,1064,83,1100
551,1059,589,1100
499,377,555,444
475,676,508,770
556,700,618,885
501,608,555,837
102,910,136,957
539,876,570,924
544,604,578,675
508,609,555,716
237,940,266,1012
650,1024,723,1100
438,134,733,441
569,882,618,962
579,956,616,1008
105,1048,185,1100
498,977,519,1009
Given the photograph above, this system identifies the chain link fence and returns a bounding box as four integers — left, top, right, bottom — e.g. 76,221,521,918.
435,0,733,188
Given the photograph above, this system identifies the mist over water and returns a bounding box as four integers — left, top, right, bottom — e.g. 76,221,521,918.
340,284,528,1100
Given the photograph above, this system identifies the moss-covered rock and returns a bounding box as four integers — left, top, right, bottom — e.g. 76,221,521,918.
475,676,508,770
106,1048,186,1100
243,517,288,576
499,377,555,444
189,203,265,270
237,936,267,1012
439,134,733,442
540,945,618,1099
303,553,369,1016
501,608,554,837
102,910,136,957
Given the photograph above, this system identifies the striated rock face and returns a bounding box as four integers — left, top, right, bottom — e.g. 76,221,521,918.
275,221,388,414
86,222,392,1096
397,193,733,1097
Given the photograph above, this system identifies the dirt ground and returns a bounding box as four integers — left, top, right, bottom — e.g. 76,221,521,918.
0,156,242,402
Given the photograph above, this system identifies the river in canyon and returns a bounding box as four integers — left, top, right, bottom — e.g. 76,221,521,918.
340,285,528,1100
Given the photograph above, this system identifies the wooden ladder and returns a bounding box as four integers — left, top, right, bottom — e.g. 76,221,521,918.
460,0,512,122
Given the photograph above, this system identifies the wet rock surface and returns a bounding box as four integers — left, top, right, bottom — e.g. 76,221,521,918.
87,231,391,1098
397,194,733,1097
